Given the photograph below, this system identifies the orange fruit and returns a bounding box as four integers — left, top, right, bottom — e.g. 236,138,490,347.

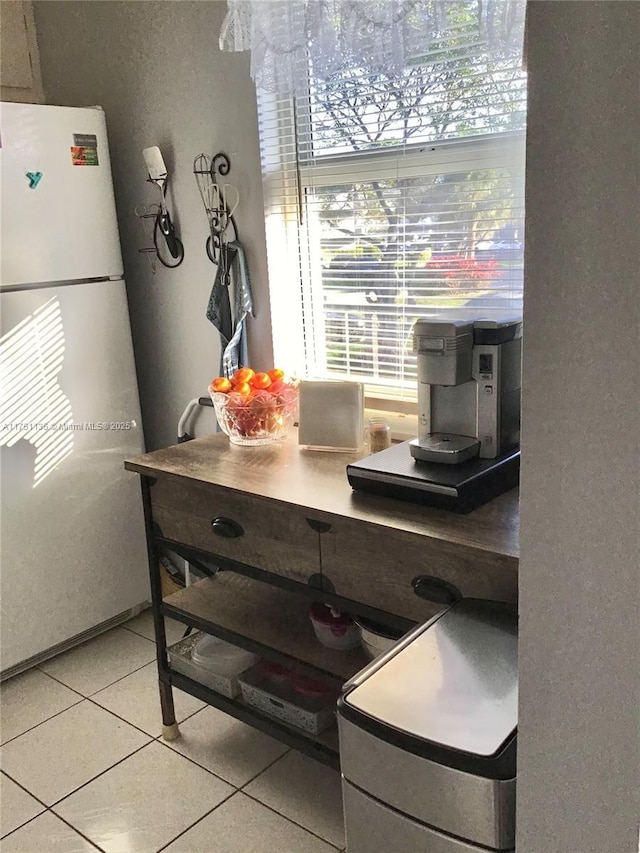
211,376,232,393
235,381,252,396
232,367,255,386
267,368,285,382
251,372,272,390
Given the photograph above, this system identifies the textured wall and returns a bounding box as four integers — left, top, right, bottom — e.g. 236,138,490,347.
34,0,273,449
518,3,640,851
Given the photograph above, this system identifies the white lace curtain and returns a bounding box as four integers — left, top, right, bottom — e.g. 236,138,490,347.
219,0,525,95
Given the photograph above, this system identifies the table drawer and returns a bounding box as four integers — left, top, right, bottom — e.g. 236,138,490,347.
149,477,320,584
320,516,517,622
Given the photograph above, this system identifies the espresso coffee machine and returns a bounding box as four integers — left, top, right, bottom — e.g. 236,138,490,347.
410,318,522,464
346,317,522,512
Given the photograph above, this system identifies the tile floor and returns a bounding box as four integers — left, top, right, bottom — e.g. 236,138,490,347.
0,611,346,852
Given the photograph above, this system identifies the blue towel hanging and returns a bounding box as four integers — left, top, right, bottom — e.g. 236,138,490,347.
206,239,254,378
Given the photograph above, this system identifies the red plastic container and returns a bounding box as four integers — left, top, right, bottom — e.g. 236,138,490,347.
308,603,361,650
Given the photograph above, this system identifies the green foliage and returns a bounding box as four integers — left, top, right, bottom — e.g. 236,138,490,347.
310,1,525,268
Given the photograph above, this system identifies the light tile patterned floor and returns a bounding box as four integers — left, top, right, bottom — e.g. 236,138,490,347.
0,616,345,852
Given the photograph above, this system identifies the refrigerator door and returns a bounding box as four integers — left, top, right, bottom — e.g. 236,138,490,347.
0,102,124,287
0,279,149,674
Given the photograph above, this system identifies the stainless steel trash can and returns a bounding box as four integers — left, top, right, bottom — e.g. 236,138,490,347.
338,600,517,853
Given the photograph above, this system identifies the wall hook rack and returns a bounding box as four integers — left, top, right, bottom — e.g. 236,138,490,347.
136,147,185,270
193,151,239,265
134,205,162,274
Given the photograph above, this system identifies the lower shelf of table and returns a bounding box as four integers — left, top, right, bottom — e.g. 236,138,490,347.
161,570,372,684
167,667,340,770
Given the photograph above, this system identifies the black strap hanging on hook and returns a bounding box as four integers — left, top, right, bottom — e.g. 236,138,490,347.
153,214,185,267
217,243,234,343
149,174,185,268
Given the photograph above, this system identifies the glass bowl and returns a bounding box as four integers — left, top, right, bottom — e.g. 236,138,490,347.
209,383,298,446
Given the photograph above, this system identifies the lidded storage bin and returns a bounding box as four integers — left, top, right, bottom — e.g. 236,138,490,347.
168,631,257,698
239,661,340,734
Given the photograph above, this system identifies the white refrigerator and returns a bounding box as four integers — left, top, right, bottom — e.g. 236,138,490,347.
0,102,150,677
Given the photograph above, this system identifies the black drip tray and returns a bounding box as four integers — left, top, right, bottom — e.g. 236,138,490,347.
346,441,520,513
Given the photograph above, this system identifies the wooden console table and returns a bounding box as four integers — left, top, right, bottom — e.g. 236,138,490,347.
125,431,519,768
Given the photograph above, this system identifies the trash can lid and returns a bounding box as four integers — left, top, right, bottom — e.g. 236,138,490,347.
342,600,517,760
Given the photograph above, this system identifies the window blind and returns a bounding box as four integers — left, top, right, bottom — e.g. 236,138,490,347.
258,0,527,399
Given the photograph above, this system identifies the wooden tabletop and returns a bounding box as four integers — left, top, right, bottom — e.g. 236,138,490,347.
125,431,519,560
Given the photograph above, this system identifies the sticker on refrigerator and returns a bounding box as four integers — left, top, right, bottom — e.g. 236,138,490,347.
71,133,98,166
26,171,43,189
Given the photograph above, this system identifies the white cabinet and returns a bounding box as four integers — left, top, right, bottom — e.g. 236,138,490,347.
0,1,43,103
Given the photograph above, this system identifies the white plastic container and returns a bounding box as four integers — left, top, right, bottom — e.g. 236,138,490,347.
191,633,257,676
168,632,257,698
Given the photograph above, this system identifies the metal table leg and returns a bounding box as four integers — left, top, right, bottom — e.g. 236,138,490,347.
141,476,180,741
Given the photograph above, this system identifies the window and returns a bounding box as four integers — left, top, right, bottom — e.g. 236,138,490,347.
258,1,527,405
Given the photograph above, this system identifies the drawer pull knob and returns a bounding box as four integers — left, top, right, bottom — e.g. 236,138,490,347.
412,575,462,606
211,517,244,539
306,518,331,534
